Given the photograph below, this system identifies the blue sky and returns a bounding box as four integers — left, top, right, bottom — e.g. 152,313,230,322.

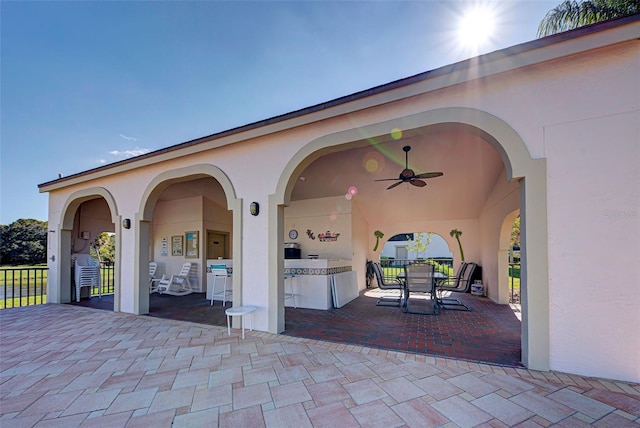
1,0,558,224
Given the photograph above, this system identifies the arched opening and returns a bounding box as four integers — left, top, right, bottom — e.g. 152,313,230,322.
499,211,520,307
378,231,454,278
55,188,119,310
135,164,242,321
272,107,549,370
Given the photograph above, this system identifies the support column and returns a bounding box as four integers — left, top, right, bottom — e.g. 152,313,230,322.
268,196,285,333
497,248,511,305
520,159,550,371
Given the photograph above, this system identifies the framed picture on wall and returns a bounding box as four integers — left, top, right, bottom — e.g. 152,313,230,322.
185,231,199,258
171,236,183,256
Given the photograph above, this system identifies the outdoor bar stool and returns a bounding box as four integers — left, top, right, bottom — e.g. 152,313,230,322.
225,306,257,339
284,272,298,308
210,264,232,306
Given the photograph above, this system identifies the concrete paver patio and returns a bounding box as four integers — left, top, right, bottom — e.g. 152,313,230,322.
1,304,639,427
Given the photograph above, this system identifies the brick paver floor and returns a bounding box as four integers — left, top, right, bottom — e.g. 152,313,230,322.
1,304,638,427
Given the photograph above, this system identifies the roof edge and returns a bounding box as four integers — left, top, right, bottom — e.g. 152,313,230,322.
39,14,640,191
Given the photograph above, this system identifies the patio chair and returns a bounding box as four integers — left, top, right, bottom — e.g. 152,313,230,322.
156,262,194,296
372,262,403,306
403,262,437,315
435,262,477,311
149,261,160,293
210,264,232,306
72,253,101,302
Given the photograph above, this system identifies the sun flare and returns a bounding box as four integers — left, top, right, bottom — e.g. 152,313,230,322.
457,5,496,49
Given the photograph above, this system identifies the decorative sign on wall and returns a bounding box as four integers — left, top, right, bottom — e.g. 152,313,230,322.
172,236,183,256
318,231,340,242
305,229,340,241
161,237,168,257
185,231,199,258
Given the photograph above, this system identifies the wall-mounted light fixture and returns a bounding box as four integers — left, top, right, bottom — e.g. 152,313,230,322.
250,202,259,216
122,218,131,229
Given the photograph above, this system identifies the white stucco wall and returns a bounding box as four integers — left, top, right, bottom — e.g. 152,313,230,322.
545,111,640,382
72,198,114,254
478,168,520,303
43,26,640,382
284,196,353,260
151,197,204,291
351,200,369,291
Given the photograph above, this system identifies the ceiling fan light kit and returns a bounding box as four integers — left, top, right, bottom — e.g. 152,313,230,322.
375,145,443,190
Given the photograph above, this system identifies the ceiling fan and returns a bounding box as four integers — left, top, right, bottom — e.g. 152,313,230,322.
375,145,443,190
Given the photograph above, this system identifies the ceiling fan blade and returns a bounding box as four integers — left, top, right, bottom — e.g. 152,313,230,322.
414,172,444,179
410,179,427,187
386,181,403,190
375,178,402,182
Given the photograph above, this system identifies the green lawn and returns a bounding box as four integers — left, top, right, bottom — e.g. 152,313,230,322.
382,264,521,290
2,295,48,309
0,265,48,309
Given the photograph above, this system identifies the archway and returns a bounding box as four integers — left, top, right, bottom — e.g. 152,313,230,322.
55,188,120,310
136,164,242,316
499,210,520,305
272,107,549,371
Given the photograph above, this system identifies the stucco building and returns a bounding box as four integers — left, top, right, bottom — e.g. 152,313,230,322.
39,16,640,383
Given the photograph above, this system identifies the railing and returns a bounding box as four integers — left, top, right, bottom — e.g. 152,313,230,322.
509,262,521,304
379,258,454,281
377,259,522,304
0,267,48,309
97,262,115,295
0,263,115,309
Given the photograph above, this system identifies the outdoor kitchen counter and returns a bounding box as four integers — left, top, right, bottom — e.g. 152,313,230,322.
284,259,352,310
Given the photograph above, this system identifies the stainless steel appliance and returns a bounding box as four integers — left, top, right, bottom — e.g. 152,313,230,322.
284,242,301,259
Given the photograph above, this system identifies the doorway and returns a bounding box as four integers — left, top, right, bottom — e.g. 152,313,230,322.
207,230,229,259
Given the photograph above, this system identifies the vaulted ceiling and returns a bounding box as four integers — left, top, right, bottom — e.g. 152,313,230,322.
291,127,505,224
157,126,506,226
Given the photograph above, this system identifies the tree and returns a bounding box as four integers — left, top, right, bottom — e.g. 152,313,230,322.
538,0,639,37
91,232,115,263
511,216,521,248
0,219,48,265
405,232,433,259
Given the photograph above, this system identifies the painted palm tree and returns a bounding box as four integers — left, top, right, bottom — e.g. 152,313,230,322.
373,230,384,252
538,0,639,37
450,229,465,262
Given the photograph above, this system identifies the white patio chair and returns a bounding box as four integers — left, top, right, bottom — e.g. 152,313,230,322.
149,261,159,293
72,253,101,302
156,262,194,296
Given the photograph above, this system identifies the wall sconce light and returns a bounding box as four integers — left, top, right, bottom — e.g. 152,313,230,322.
250,202,259,216
122,218,131,229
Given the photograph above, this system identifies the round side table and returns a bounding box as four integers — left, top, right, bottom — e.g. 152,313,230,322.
225,306,257,339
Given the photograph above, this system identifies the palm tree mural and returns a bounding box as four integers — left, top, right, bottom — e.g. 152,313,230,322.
538,0,639,37
450,229,465,262
373,230,384,252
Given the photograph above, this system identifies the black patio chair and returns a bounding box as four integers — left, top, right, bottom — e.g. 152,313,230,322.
435,262,477,311
372,262,403,307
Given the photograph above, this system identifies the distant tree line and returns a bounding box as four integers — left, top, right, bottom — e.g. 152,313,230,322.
1,219,117,266
0,219,48,265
